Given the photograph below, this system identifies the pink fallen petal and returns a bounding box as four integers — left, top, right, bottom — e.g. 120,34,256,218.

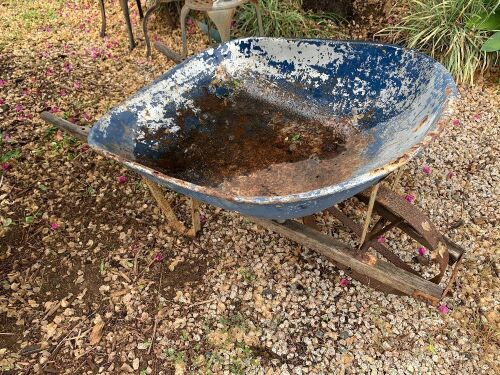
1,162,9,171
473,113,480,121
417,246,427,256
154,252,164,262
377,235,385,244
447,171,454,179
339,278,350,287
89,48,100,59
405,194,415,203
0,98,5,105
50,106,60,113
118,175,126,184
452,119,460,126
63,62,73,73
438,304,449,314
80,144,89,153
50,222,60,230
0,79,6,87
74,81,81,90
15,104,23,113
82,112,91,121
3,133,11,142
59,89,66,97
23,88,30,96
199,213,207,225
422,165,431,174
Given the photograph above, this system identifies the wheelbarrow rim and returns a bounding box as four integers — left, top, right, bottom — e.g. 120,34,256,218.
90,38,458,205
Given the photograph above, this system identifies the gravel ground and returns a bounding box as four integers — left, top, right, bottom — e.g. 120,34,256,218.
0,1,499,374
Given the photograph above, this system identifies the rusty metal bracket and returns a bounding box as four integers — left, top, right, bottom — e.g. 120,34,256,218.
327,206,418,275
356,184,441,250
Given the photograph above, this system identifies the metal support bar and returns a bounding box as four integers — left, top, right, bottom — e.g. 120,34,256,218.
327,206,418,274
359,183,380,248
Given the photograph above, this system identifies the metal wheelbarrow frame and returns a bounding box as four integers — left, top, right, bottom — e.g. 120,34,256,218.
40,38,464,305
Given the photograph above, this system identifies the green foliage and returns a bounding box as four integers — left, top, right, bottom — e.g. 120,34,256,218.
1,149,21,163
475,9,500,51
20,6,56,29
164,348,186,364
482,31,500,51
235,0,342,38
381,0,500,85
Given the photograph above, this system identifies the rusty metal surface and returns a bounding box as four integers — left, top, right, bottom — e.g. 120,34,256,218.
356,185,442,249
87,37,457,219
441,236,466,265
327,206,419,274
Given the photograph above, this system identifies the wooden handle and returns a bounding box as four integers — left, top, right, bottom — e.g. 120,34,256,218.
40,112,89,142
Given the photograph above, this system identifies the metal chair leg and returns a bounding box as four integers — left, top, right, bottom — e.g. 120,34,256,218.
143,3,160,57
98,0,106,38
120,0,136,50
252,1,264,36
136,0,144,19
205,14,212,45
180,3,190,57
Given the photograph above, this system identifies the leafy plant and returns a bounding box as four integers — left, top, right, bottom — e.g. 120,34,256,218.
381,0,500,84
164,348,186,364
469,8,500,51
235,0,342,38
1,149,21,163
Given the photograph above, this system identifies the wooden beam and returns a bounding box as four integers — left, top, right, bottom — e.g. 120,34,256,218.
251,218,443,305
40,112,89,142
190,198,201,235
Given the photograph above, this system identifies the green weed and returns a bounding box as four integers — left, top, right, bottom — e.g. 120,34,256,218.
380,0,500,84
235,0,342,38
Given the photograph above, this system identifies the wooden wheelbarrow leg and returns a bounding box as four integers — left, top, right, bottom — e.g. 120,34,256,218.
143,178,200,237
40,112,201,238
252,218,443,305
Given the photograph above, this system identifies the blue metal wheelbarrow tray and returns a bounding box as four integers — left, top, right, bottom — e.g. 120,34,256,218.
41,38,464,305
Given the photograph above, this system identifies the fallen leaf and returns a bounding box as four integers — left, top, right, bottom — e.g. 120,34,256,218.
89,315,105,345
168,256,182,271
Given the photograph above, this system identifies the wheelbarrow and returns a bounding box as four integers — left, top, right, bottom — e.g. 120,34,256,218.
41,38,464,305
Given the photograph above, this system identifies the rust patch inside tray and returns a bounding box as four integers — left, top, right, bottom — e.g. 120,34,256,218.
136,86,369,196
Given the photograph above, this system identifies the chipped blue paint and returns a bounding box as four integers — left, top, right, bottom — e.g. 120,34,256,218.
88,38,457,219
